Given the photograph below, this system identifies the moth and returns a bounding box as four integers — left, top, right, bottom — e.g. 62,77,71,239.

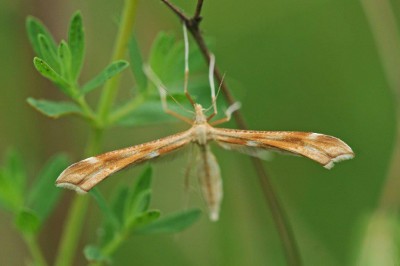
56,26,354,221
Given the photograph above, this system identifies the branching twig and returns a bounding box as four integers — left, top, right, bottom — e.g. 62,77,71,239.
160,1,301,265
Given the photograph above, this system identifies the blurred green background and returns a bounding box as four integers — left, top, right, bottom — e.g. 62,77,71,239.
0,0,398,265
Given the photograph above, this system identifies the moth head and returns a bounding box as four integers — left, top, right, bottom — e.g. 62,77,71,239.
194,103,207,124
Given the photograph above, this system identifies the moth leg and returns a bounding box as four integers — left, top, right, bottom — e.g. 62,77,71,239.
209,102,241,126
206,53,219,121
182,24,196,107
143,65,192,124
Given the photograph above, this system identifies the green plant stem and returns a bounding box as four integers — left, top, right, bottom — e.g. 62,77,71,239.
97,0,139,123
23,234,48,266
55,196,90,266
54,2,139,265
76,95,97,123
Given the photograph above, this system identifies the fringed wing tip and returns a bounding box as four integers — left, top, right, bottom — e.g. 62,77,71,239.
323,153,354,170
56,182,87,194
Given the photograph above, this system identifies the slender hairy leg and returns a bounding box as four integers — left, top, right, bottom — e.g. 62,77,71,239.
210,102,242,126
206,54,219,121
182,24,196,107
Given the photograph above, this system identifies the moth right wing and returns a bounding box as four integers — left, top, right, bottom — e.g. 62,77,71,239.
56,130,193,193
212,128,354,169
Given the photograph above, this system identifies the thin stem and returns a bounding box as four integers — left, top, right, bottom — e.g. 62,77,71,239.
97,0,139,123
23,234,48,266
54,196,90,266
160,1,301,265
54,2,139,265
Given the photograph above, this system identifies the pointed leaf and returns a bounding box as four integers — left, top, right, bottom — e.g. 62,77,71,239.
125,166,152,220
38,34,60,73
26,16,57,59
28,154,70,221
90,188,119,229
27,98,83,118
14,208,41,235
126,189,151,224
129,36,147,92
33,57,73,97
81,60,129,94
58,41,72,80
135,209,201,234
68,11,85,81
111,186,129,225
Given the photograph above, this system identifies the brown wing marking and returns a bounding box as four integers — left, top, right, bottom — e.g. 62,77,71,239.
212,128,354,169
56,130,193,193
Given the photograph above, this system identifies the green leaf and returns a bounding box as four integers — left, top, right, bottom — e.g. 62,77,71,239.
129,35,147,92
111,186,129,225
4,149,26,194
26,16,58,59
84,245,110,263
14,208,41,235
58,41,72,80
38,34,60,73
28,154,70,221
81,60,129,95
149,32,175,77
68,11,85,81
0,150,26,212
130,166,152,206
124,166,152,220
33,57,73,97
135,209,201,234
116,100,176,127
129,210,160,229
27,98,83,118
90,188,120,230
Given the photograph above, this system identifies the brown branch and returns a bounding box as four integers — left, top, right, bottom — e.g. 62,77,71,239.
160,1,301,265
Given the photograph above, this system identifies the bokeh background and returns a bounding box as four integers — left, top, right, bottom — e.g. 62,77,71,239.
0,0,399,265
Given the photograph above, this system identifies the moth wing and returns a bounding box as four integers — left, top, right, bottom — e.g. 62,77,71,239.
212,128,354,169
56,130,193,193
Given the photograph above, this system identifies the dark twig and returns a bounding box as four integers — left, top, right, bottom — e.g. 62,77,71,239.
160,1,301,265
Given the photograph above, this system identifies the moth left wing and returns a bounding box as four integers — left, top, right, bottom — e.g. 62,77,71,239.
211,128,354,169
56,130,193,193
